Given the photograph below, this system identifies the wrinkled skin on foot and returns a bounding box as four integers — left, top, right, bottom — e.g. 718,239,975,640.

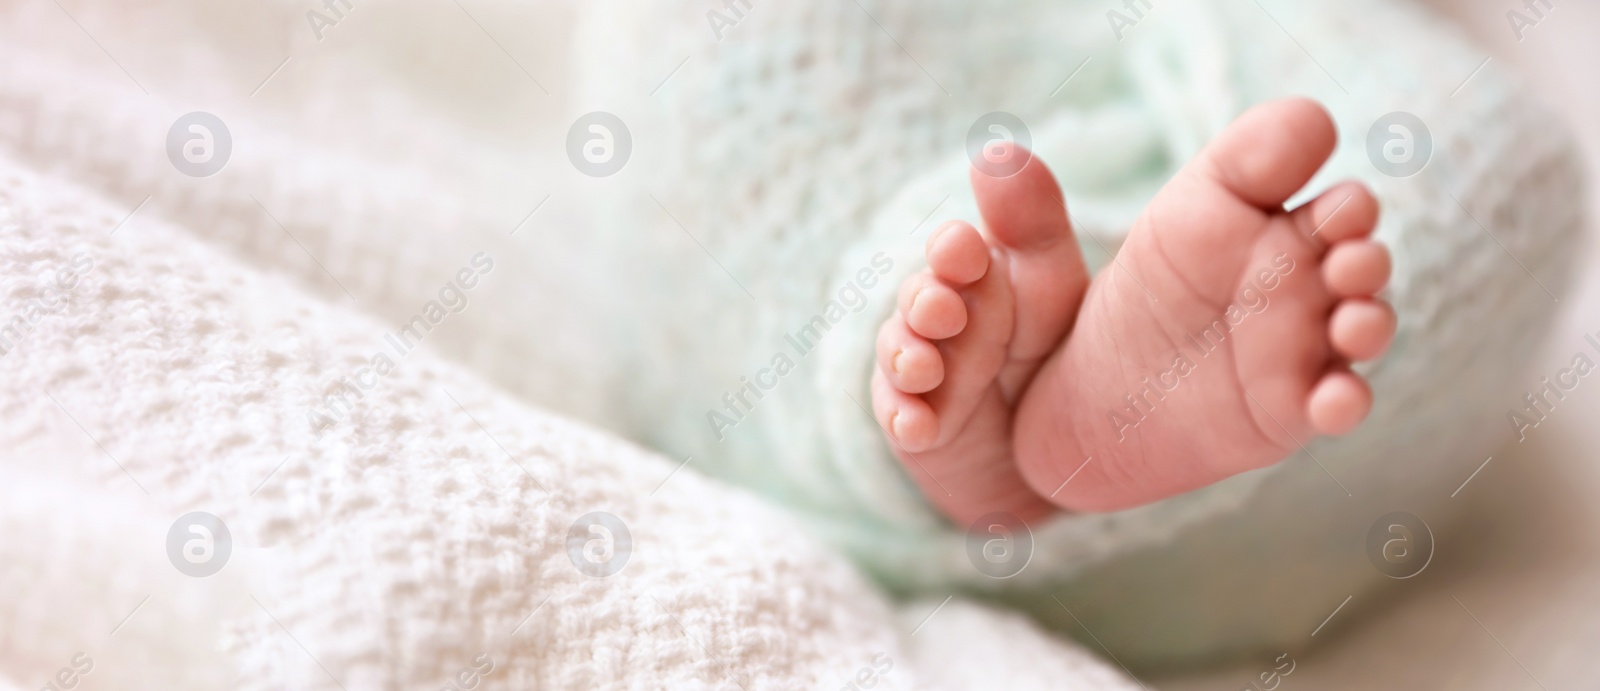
873,98,1395,523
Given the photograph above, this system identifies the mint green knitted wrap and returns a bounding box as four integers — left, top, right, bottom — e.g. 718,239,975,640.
574,0,1583,666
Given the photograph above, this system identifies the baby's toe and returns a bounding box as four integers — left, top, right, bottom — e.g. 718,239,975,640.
1329,298,1396,361
1308,370,1372,435
1200,97,1337,209
877,313,944,394
898,271,967,340
1299,181,1379,245
1324,240,1391,297
926,220,990,285
871,369,940,452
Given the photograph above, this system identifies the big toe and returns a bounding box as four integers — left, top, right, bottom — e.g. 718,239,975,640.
1126,98,1339,309
1201,97,1338,209
969,147,1090,370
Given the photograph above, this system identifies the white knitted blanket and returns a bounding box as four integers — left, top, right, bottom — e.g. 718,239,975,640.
0,0,1581,686
0,0,1144,687
0,152,1151,688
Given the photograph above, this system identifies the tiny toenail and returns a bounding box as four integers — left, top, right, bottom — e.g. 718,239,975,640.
891,349,904,373
888,410,901,438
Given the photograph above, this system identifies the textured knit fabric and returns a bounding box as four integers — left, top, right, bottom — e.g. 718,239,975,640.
571,0,1584,664
0,0,1583,677
0,0,1145,687
0,154,1138,688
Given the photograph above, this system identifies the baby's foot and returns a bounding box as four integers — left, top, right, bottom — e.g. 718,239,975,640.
871,151,1089,525
1015,98,1395,512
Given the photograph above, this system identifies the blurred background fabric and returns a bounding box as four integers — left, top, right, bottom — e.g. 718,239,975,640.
1169,0,1600,686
